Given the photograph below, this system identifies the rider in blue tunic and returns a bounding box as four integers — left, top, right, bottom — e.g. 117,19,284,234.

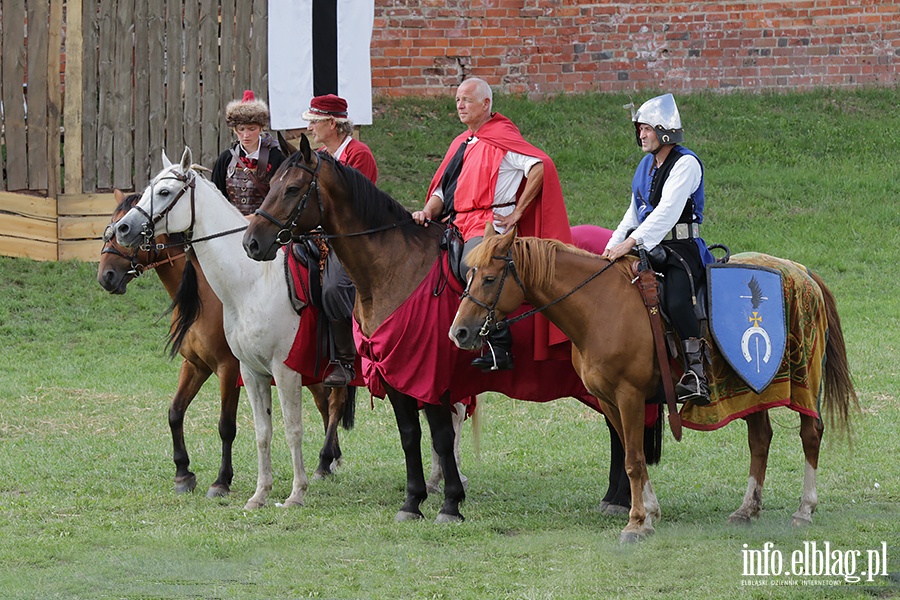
603,93,713,406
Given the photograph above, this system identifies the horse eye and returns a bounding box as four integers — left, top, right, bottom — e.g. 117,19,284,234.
158,188,170,197
483,275,497,285
286,186,302,196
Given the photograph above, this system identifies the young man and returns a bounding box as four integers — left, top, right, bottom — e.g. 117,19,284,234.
603,93,714,405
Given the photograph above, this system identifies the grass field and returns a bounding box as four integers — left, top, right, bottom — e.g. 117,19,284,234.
0,88,897,599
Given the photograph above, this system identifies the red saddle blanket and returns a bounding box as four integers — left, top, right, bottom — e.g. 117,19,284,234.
354,250,603,413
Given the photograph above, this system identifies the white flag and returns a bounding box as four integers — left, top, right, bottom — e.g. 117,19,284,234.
268,0,374,130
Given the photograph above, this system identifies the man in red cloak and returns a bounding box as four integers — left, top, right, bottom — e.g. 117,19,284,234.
412,78,573,370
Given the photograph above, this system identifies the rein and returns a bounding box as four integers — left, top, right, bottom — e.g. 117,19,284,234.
462,249,618,335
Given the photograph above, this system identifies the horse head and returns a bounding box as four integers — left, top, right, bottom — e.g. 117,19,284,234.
243,134,322,261
449,222,526,350
116,147,197,248
97,190,144,293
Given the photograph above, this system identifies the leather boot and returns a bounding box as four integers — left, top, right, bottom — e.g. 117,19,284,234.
324,318,356,387
675,337,711,406
471,325,514,372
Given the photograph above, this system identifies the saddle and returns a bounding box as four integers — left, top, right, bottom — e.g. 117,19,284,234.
287,238,329,314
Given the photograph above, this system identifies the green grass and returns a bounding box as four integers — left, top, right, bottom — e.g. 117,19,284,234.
0,88,898,599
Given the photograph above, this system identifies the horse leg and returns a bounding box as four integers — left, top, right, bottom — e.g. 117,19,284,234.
424,395,466,523
792,414,822,527
613,395,657,543
598,415,630,515
728,411,772,524
242,371,275,510
274,366,307,507
169,359,212,494
308,382,343,478
385,383,428,521
427,401,469,494
207,367,240,498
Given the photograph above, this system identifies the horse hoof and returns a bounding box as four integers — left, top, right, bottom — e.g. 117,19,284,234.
435,512,464,524
206,484,230,499
618,530,645,544
243,499,266,510
174,475,197,494
426,482,441,495
281,498,305,508
603,503,631,516
395,510,425,523
727,512,754,526
790,515,813,528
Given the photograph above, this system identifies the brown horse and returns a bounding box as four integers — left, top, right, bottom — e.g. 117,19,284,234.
242,135,642,522
449,224,857,542
99,190,353,498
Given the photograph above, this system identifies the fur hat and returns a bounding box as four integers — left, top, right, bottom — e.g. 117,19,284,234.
302,94,349,122
226,90,270,128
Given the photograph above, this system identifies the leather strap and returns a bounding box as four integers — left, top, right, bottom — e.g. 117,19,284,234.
635,265,683,442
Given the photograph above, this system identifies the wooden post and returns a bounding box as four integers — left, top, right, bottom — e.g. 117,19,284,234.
64,0,84,195
48,0,64,202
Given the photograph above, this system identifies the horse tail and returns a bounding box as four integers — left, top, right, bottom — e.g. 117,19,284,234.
810,270,858,436
341,386,357,430
166,259,202,359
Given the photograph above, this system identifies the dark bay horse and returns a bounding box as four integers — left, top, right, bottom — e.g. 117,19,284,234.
242,135,636,522
104,179,353,506
449,224,857,542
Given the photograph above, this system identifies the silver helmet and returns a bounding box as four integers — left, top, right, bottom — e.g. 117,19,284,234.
630,93,683,147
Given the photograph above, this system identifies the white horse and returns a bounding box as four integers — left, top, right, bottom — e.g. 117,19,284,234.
116,147,463,508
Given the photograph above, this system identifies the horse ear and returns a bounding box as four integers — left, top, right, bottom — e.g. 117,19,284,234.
483,221,498,238
498,225,517,251
162,151,173,169
277,131,297,156
114,189,125,204
299,132,312,163
180,147,193,172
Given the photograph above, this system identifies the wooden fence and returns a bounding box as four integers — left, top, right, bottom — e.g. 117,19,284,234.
0,0,268,261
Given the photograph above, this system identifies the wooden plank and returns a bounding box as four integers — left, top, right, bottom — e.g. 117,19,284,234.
147,0,165,174
64,0,84,195
235,1,252,92
250,0,268,98
58,192,118,216
58,215,109,240
0,191,58,219
0,0,4,190
219,0,237,152
183,2,201,159
26,0,50,191
82,0,99,191
0,236,57,261
47,0,65,199
59,239,104,262
112,0,135,190
165,0,185,152
0,213,57,243
95,0,115,188
2,0,28,191
199,2,221,168
132,0,151,187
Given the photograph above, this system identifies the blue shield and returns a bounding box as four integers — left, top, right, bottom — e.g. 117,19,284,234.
707,264,786,394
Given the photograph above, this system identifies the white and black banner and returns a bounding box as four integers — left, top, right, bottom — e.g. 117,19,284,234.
268,0,375,130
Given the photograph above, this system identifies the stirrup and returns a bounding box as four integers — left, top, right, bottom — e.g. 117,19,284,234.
675,371,710,406
324,363,355,387
470,345,514,372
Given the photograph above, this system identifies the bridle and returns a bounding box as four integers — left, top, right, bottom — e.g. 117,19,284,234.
133,167,248,251
253,153,323,246
460,246,618,337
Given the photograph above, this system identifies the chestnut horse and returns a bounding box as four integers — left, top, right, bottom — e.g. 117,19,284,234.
449,224,857,542
113,150,354,509
242,135,638,523
98,190,239,498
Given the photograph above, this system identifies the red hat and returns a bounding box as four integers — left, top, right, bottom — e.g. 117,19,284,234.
302,94,350,122
225,89,270,128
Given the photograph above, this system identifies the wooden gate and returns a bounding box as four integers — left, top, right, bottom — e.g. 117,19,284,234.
0,0,268,261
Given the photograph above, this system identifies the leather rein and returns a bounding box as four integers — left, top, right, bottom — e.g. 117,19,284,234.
461,249,617,336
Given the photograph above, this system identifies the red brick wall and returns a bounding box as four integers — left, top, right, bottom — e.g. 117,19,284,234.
371,0,900,97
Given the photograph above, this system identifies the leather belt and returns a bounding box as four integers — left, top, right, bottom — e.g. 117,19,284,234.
662,222,700,241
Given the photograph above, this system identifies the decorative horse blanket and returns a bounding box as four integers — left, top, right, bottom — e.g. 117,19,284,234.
354,250,603,412
681,252,825,430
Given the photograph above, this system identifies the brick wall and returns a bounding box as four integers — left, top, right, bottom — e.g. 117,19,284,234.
371,0,900,97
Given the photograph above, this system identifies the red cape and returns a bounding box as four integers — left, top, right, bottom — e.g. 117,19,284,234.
426,113,574,357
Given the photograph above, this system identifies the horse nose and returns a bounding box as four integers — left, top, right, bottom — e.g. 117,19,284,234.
243,235,259,258
450,325,471,348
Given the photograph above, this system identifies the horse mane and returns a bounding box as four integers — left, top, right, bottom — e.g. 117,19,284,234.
466,233,597,289
117,192,141,212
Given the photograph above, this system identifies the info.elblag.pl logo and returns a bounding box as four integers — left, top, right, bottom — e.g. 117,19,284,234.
741,541,891,586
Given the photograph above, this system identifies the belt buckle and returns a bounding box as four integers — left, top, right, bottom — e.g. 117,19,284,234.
675,223,689,239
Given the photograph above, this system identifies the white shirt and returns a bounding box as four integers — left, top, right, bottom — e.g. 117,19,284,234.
332,135,352,161
432,136,541,234
607,153,702,250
